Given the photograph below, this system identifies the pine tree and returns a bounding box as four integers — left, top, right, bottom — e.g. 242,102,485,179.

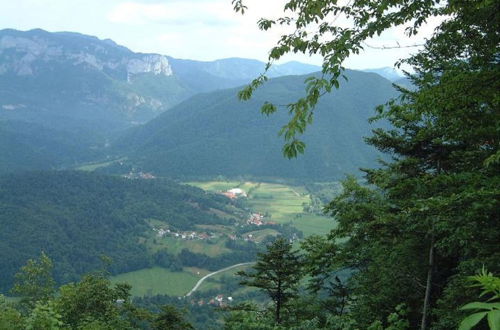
237,237,303,324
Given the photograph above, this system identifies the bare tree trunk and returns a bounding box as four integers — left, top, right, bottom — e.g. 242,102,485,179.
276,280,282,324
420,234,435,330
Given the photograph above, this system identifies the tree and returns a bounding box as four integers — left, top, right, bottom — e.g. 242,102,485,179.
25,301,64,330
54,273,131,328
0,295,24,330
237,237,303,324
232,0,447,157
233,0,499,329
153,305,193,330
11,252,55,309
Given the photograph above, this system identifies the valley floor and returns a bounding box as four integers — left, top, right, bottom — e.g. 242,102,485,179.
110,180,336,299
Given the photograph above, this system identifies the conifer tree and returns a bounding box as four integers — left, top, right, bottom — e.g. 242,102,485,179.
237,237,303,324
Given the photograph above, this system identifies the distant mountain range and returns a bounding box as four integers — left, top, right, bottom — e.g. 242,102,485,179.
0,29,324,173
0,29,400,179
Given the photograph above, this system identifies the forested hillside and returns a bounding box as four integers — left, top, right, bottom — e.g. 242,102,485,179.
0,171,240,292
0,121,101,173
110,69,397,181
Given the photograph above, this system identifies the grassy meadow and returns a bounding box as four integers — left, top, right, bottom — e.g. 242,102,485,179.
110,267,200,297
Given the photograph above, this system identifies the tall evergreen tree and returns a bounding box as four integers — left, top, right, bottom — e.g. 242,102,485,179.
237,238,303,324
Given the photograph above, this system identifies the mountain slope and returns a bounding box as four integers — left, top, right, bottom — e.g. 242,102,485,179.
0,28,188,135
111,70,398,181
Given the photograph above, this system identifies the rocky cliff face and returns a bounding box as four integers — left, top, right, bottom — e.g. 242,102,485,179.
0,29,184,138
127,55,172,80
0,31,173,80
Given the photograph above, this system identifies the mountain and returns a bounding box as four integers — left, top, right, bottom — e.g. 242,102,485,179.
169,57,321,83
0,170,242,292
0,29,322,130
0,28,322,174
361,67,404,81
109,70,398,181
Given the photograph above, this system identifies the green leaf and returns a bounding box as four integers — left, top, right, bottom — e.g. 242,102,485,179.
487,310,500,330
458,312,488,330
461,302,499,311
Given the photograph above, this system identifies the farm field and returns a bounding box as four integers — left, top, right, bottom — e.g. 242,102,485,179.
110,267,200,297
188,181,336,237
151,236,231,257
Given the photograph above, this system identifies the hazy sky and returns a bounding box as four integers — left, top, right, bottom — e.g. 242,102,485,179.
0,0,442,69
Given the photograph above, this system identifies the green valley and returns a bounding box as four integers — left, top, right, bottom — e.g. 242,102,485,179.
107,180,336,298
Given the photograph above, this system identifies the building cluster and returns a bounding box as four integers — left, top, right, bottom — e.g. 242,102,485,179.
195,294,233,307
247,213,264,226
152,227,213,240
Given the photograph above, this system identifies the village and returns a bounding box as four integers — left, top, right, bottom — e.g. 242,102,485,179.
151,210,275,244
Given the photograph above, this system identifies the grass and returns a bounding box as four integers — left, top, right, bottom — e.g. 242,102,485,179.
188,180,336,237
287,214,336,237
110,267,199,297
2,296,21,303
144,219,232,257
244,228,280,242
197,264,252,293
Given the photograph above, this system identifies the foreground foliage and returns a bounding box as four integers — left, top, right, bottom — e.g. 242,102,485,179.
228,0,499,329
0,254,193,330
459,269,500,330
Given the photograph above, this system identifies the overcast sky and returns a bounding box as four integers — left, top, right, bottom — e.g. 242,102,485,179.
0,0,442,70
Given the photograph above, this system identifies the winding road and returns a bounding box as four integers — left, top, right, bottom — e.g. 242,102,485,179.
185,262,255,297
